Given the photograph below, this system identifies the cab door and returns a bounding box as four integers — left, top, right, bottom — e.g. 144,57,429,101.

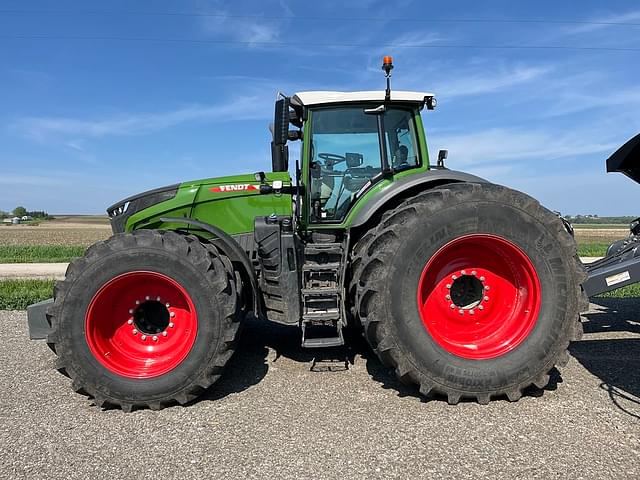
305,105,421,224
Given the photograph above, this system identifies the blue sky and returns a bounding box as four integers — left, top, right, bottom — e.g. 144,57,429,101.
2,0,640,215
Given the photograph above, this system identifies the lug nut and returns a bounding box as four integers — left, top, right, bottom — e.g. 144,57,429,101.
135,300,140,305
445,294,451,300
485,286,490,291
484,296,489,301
162,332,168,337
471,270,477,276
141,335,147,341
450,304,455,309
169,322,174,328
127,319,133,325
129,309,134,314
166,303,170,308
170,311,175,318
145,296,150,301
156,296,161,301
452,275,457,280
469,310,475,315
458,309,464,315
480,276,485,281
478,305,484,310
132,329,138,335
446,284,451,289
461,270,466,275
152,336,158,342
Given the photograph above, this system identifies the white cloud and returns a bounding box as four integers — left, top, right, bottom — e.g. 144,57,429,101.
430,128,617,166
564,10,640,35
12,96,271,140
199,3,283,46
432,66,551,99
547,86,640,116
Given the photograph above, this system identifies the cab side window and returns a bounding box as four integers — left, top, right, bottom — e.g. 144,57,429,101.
385,109,419,171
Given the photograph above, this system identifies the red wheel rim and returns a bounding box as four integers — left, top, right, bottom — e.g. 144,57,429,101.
417,234,541,360
85,271,198,378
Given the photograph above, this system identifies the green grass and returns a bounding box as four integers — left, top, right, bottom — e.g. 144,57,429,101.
0,279,54,310
577,243,609,257
0,245,85,263
596,283,640,299
571,224,628,229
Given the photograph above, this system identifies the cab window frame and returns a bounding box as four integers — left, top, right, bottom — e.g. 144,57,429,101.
306,103,422,224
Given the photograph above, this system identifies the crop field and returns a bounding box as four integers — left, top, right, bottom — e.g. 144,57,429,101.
0,221,111,247
573,226,628,256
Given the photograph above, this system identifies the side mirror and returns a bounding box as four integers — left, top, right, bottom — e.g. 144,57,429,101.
271,142,289,172
437,149,448,168
273,97,290,146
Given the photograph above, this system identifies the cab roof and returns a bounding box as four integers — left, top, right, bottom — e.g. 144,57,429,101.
291,90,434,107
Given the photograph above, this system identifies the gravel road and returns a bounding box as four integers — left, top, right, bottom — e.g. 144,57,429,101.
1,299,638,479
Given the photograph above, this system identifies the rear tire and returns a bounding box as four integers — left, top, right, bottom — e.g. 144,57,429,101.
47,230,240,411
352,183,586,404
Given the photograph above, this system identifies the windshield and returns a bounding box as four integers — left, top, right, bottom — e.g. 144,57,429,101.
309,106,419,222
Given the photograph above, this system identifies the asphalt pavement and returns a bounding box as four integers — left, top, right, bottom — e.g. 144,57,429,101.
0,299,638,479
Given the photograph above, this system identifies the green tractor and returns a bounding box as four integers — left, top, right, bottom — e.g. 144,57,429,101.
27,57,586,411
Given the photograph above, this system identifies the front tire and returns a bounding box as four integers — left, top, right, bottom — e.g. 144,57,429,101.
47,230,240,411
352,183,586,404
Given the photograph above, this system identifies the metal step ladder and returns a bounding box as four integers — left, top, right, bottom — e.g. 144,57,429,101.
300,242,345,348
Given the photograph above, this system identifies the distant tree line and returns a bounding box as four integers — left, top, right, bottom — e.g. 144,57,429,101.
0,206,53,220
564,215,637,224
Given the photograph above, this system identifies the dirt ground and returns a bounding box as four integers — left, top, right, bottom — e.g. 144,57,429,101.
0,222,111,246
573,227,629,245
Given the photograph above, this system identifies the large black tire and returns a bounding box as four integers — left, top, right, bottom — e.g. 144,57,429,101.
351,183,587,404
46,230,240,411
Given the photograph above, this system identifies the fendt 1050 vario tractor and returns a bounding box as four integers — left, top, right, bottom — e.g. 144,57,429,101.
27,58,587,411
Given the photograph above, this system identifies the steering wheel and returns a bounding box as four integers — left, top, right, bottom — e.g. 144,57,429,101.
318,153,346,167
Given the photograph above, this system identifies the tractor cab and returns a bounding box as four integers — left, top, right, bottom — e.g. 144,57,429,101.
271,58,436,225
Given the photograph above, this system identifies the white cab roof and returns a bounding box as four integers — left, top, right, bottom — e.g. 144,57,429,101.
291,90,434,107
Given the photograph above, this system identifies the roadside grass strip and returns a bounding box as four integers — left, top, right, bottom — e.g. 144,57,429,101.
0,245,85,263
0,279,55,310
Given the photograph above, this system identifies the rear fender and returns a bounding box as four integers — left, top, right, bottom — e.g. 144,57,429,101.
350,169,487,228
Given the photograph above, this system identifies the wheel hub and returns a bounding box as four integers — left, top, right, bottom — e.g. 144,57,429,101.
132,299,170,335
449,271,485,312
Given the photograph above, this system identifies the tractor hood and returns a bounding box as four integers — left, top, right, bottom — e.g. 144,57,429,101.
107,171,293,235
607,133,640,184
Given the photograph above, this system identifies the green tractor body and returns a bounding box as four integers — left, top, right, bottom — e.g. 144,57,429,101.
28,58,586,411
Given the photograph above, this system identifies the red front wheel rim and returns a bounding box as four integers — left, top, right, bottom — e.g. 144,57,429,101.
85,271,198,378
417,234,541,360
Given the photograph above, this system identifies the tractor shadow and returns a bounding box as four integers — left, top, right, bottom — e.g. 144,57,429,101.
199,298,640,410
199,316,361,402
198,316,564,405
571,297,640,419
